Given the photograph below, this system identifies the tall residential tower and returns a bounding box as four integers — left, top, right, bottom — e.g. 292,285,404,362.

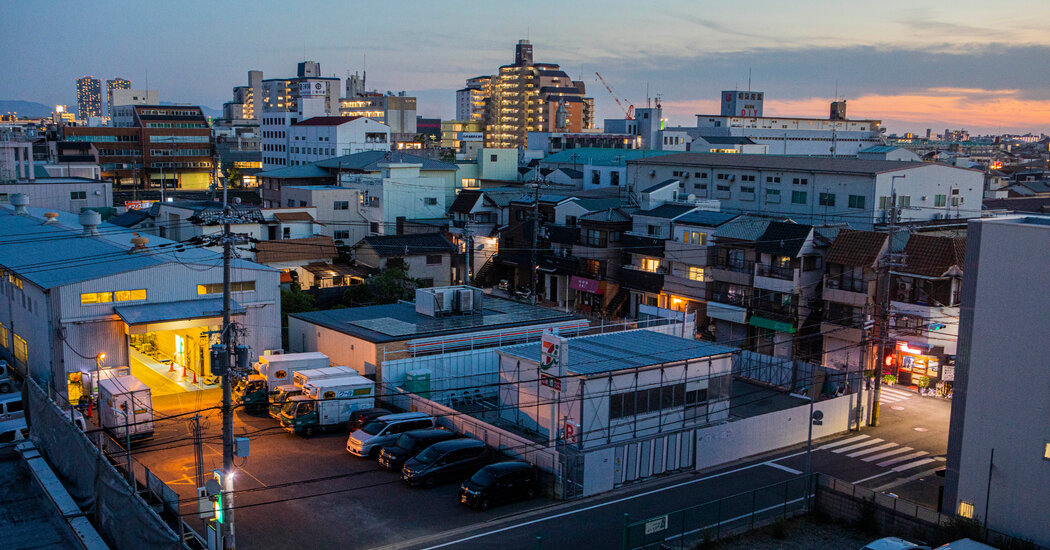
75,76,103,119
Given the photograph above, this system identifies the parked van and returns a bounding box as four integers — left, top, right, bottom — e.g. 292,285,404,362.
460,461,538,510
0,393,25,422
376,429,459,471
401,438,489,488
346,412,434,458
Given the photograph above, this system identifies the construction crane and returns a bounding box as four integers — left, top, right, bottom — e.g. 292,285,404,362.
595,72,634,120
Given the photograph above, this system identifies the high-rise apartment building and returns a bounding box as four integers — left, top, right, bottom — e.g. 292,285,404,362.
106,78,131,114
338,71,417,135
262,61,339,116
456,76,490,122
76,76,103,119
224,70,263,122
469,40,594,149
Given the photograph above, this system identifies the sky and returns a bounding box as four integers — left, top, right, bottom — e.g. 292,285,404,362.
2,0,1049,135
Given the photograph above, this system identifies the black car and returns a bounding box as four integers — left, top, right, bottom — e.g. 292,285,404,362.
347,407,391,433
460,462,538,510
401,438,488,488
377,429,459,470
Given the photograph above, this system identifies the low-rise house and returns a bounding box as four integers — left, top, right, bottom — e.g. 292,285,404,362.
819,229,888,371
352,232,456,288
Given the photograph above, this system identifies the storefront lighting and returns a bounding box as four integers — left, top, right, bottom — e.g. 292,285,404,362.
898,342,924,355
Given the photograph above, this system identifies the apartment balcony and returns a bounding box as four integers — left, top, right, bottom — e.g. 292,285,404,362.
707,257,754,287
621,232,665,257
665,240,710,265
753,263,798,293
663,272,706,300
620,265,665,294
823,274,872,308
750,299,798,325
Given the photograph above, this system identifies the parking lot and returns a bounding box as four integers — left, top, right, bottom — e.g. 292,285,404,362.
133,391,552,549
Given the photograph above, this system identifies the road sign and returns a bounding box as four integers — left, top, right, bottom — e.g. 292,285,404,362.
539,372,562,391
811,410,824,426
644,515,669,535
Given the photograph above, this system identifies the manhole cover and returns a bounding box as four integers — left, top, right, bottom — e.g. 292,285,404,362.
891,406,905,410
913,427,929,432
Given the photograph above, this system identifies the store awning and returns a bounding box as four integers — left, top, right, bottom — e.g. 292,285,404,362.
749,315,796,334
570,276,603,294
706,302,748,324
115,298,245,326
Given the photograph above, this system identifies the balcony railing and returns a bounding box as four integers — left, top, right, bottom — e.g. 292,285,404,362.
825,275,867,293
756,263,795,281
709,256,754,274
709,288,750,308
751,299,798,322
621,232,665,257
620,265,665,293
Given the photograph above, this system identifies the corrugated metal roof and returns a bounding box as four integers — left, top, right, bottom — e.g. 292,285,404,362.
629,152,972,175
499,330,736,375
0,206,271,289
255,164,330,179
540,148,677,167
115,298,243,325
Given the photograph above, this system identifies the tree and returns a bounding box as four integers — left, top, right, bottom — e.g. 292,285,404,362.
223,166,244,188
342,267,419,306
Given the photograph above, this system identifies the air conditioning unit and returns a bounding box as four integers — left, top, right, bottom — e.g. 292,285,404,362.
826,278,840,289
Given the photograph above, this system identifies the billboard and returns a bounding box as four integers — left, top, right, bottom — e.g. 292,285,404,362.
539,330,568,391
298,81,326,98
124,200,157,211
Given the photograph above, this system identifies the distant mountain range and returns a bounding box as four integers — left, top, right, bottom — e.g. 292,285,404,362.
0,100,223,119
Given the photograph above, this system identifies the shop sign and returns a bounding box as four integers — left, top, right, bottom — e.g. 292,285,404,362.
569,276,601,294
125,200,157,210
540,372,562,391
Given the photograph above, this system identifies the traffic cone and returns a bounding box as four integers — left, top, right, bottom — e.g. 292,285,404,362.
168,361,176,373
181,365,187,378
192,370,198,384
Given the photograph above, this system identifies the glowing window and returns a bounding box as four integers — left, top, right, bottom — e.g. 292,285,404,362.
959,501,974,519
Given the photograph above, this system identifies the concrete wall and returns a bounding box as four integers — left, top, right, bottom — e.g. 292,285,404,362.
0,181,112,214
693,392,861,470
287,316,379,377
946,217,1050,548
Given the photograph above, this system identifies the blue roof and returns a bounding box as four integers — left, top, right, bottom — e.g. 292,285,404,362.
676,211,739,227
255,164,330,179
499,330,736,375
0,206,272,289
115,298,244,325
540,148,677,167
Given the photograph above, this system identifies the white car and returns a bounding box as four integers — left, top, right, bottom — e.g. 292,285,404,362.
935,539,998,550
862,538,932,550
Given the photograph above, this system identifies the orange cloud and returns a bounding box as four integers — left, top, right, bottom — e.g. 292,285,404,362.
661,90,1050,133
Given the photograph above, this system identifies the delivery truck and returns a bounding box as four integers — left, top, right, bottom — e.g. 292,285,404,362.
280,374,375,436
266,365,359,419
235,352,329,413
99,375,154,440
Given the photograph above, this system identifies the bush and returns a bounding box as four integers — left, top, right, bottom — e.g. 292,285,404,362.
882,374,898,385
914,375,930,389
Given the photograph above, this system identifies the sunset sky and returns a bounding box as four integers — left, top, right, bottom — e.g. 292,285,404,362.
2,0,1048,134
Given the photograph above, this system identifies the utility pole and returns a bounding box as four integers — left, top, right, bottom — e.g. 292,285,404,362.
463,223,473,287
528,179,541,305
220,204,236,550
871,174,907,427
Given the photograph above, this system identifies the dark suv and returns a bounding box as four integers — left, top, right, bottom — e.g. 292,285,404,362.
377,429,459,471
346,407,391,433
401,438,488,488
460,462,538,510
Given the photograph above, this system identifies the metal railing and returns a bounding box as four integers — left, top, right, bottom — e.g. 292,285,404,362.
756,263,795,280
623,475,813,550
825,274,867,293
709,255,755,274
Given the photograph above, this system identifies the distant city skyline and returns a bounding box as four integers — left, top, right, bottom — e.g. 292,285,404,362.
2,0,1049,134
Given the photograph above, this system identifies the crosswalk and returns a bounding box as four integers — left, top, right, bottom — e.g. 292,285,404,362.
818,434,944,474
876,387,914,404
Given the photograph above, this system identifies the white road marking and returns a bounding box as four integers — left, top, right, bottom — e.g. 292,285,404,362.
419,460,799,549
872,467,944,492
878,451,928,467
847,442,898,458
863,446,915,462
818,435,869,451
853,470,895,484
892,458,936,472
764,462,802,475
832,438,885,454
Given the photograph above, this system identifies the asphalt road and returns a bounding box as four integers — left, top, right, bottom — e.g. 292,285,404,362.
130,385,951,550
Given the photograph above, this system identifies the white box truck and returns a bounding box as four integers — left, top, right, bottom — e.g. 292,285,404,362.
236,352,329,413
279,374,375,437
99,375,154,440
267,365,359,419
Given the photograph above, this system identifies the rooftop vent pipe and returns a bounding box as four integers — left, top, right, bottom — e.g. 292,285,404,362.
130,233,149,252
79,210,102,236
43,212,60,224
11,193,29,215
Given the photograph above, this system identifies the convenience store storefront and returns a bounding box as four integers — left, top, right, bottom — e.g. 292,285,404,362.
892,341,942,386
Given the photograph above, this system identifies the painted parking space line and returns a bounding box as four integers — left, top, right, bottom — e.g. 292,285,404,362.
817,435,869,451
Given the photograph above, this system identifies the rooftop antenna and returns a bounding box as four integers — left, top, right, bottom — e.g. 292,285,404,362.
835,80,839,100
748,68,752,91
646,82,650,108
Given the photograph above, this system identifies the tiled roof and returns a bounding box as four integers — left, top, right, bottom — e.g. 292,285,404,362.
825,229,887,268
756,221,812,257
569,197,624,212
449,190,482,214
272,211,314,222
898,234,966,277
255,236,338,264
580,207,632,223
357,232,455,257
713,215,775,242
